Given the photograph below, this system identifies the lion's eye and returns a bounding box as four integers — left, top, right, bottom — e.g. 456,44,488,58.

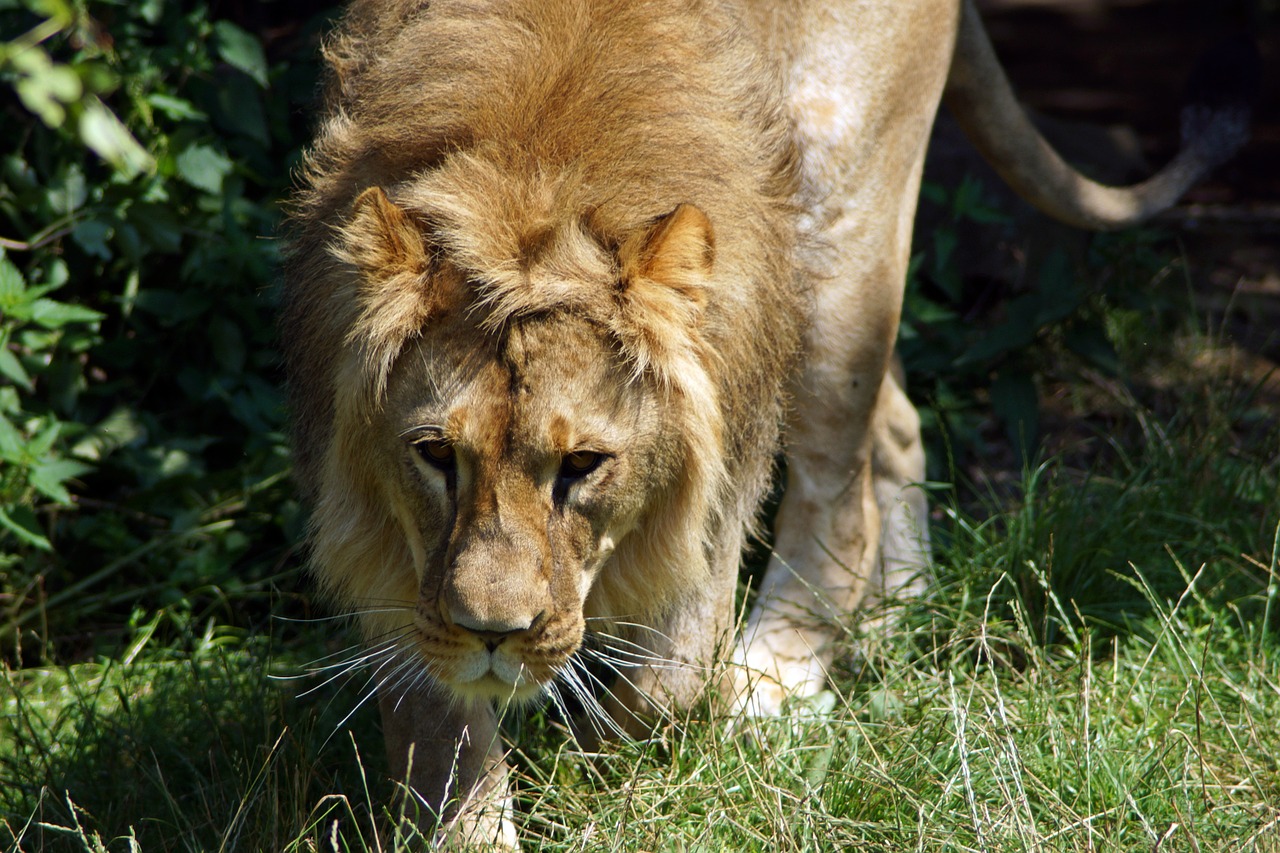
414,438,455,469
559,451,603,479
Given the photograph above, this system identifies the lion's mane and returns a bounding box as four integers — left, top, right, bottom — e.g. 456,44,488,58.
282,0,804,635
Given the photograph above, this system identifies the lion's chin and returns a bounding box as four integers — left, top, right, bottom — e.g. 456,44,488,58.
430,647,554,704
445,671,547,705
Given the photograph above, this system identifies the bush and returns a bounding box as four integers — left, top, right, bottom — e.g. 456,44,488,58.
0,0,340,662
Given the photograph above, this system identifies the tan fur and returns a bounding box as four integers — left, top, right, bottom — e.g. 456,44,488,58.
282,0,1238,844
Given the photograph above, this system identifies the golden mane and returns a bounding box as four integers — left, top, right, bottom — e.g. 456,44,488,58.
282,0,802,622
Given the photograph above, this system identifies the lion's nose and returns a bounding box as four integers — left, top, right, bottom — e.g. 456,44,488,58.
443,519,551,648
449,610,544,650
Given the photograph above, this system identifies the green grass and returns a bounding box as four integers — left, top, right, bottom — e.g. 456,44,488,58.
3,300,1278,853
1,628,374,851
5,420,1276,851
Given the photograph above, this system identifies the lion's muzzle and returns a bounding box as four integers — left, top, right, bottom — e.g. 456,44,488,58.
442,513,553,638
420,501,582,700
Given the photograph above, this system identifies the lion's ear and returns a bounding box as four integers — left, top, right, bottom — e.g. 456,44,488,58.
619,203,715,306
338,187,435,409
611,204,715,380
344,186,430,280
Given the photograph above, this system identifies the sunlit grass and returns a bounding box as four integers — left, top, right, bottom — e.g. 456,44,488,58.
3,287,1277,852
5,404,1274,851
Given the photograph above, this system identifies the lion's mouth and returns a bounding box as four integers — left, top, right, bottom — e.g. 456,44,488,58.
436,645,550,703
411,612,581,703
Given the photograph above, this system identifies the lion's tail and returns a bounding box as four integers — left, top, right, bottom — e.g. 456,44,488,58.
943,0,1259,231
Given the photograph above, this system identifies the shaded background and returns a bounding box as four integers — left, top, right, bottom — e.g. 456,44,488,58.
982,0,1275,201
980,0,1278,356
904,0,1280,477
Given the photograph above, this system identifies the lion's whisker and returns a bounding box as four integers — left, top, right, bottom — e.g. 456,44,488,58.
322,649,419,749
272,602,412,625
590,639,671,666
272,613,353,625
384,655,435,715
289,633,411,698
586,618,674,641
568,671,619,740
572,644,692,724
558,660,630,741
583,635,691,673
543,680,575,733
576,662,648,738
294,635,404,676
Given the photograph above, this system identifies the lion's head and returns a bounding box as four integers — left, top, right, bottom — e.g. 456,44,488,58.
282,0,802,704
312,185,732,702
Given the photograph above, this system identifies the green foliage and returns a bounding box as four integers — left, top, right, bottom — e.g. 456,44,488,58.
902,175,1179,471
0,258,93,545
0,0,153,175
0,0,339,659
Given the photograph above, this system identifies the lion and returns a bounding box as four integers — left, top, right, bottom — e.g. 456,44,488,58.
281,0,1250,845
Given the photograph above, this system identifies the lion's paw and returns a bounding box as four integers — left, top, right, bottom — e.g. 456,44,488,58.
726,637,830,718
439,808,520,851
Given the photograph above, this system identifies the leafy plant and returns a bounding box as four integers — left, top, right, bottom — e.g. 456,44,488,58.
0,250,101,551
901,174,1177,472
0,0,152,175
0,0,339,660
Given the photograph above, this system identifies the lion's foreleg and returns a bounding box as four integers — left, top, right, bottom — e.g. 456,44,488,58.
732,219,915,716
593,521,743,735
733,357,886,715
725,0,949,720
734,370,930,716
378,680,518,849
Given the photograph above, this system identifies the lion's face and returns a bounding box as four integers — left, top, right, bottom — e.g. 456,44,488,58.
292,2,801,698
375,309,675,702
298,183,738,706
